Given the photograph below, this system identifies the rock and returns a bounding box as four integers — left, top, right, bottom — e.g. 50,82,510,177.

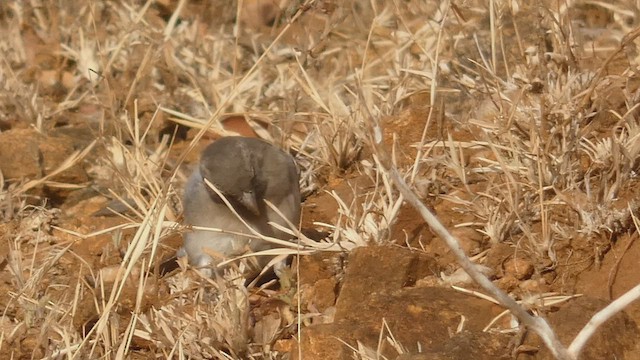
449,226,484,256
396,331,511,360
0,127,90,187
296,286,507,360
297,252,343,313
293,245,511,360
298,252,342,286
301,278,338,313
334,246,439,320
518,278,549,293
389,203,434,249
494,274,519,292
524,296,640,359
485,242,514,277
0,128,43,180
504,257,534,280
60,191,109,218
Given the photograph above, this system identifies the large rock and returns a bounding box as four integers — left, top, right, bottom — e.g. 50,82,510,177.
295,246,511,359
296,285,510,360
294,245,640,360
0,127,91,183
334,245,440,320
0,128,43,180
524,296,640,359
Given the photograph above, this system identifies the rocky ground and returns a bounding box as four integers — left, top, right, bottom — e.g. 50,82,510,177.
1,1,640,359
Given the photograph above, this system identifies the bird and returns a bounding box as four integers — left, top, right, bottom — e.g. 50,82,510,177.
178,136,301,277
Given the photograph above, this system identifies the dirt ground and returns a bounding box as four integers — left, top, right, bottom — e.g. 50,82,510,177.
1,0,640,359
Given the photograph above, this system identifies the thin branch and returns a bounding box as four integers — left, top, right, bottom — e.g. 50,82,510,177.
568,283,640,356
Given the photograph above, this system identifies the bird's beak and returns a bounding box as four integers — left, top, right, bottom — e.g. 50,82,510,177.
240,191,260,216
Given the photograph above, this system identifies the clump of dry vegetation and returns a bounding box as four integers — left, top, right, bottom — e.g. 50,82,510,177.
1,0,640,358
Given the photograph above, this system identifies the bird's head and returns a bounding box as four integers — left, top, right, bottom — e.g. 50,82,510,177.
199,137,262,216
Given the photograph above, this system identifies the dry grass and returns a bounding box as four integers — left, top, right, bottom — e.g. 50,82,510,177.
1,0,640,358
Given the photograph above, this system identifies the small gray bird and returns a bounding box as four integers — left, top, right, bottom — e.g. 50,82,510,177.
179,136,301,276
